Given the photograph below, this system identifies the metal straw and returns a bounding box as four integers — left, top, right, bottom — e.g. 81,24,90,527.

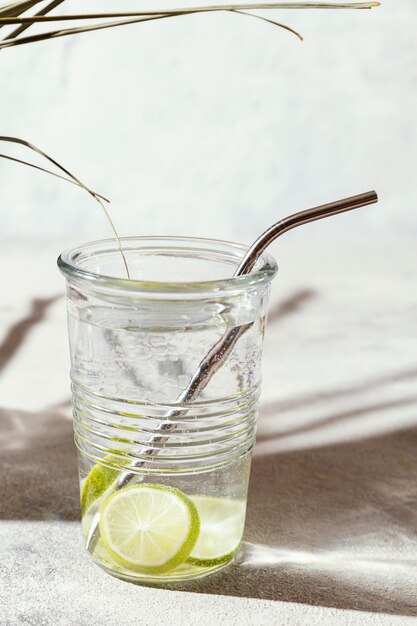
86,190,378,552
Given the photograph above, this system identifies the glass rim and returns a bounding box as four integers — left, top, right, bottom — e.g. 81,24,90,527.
57,235,278,294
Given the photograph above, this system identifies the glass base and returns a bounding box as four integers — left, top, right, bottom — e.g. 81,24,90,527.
92,552,237,585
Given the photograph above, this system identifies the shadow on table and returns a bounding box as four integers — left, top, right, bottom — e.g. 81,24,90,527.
2,292,417,615
0,295,62,375
162,404,417,616
0,294,79,521
0,400,79,521
3,395,417,616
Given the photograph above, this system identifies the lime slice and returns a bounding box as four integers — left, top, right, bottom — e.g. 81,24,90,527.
187,495,246,566
99,484,200,574
81,457,120,515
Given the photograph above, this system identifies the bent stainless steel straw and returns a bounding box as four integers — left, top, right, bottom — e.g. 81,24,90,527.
86,190,378,552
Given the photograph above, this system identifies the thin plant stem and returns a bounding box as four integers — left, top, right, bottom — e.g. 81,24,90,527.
3,0,64,40
231,9,303,39
0,13,182,48
0,137,130,278
0,2,381,48
0,152,109,201
0,3,382,23
0,10,303,39
0,2,381,20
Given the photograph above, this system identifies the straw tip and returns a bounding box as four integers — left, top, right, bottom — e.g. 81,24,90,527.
362,190,378,204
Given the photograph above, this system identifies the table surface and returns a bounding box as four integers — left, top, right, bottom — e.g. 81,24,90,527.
1,238,417,626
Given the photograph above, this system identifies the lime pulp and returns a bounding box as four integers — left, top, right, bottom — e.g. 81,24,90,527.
99,484,200,574
187,495,246,566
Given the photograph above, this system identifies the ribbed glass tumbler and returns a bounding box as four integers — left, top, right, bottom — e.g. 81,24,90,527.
58,236,277,584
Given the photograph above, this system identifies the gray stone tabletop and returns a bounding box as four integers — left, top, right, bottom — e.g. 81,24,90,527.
1,238,417,625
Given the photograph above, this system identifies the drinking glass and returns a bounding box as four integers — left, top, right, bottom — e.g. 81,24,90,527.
58,236,277,583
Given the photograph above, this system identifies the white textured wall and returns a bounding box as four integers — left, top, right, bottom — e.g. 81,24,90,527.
0,1,415,243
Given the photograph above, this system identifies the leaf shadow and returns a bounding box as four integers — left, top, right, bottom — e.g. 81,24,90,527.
0,403,79,520
0,294,79,521
163,419,417,615
267,288,316,324
0,295,61,374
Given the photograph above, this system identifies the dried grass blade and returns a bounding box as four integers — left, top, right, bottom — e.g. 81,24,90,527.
0,13,181,48
0,152,109,201
0,136,129,277
231,9,303,38
0,2,380,47
199,2,381,7
4,0,64,40
0,0,40,34
0,7,303,44
0,0,41,18
0,2,381,22
0,136,102,198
